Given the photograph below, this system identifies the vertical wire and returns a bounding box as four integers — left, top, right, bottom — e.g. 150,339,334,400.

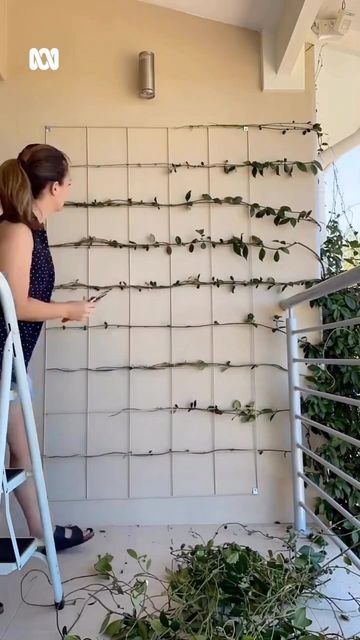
85,127,90,498
207,127,216,494
126,128,131,498
246,129,259,491
167,128,174,496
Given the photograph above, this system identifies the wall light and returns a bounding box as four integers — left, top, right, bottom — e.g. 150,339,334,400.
139,51,155,99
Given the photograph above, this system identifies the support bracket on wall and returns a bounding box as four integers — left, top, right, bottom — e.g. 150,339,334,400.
261,0,323,91
0,0,7,81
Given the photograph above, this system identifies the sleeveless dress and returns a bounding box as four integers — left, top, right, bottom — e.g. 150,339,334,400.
0,223,55,371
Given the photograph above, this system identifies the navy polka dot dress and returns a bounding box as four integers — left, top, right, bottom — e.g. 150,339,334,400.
0,224,55,370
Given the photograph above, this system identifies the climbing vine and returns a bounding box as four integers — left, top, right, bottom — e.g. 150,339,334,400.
56,275,319,295
51,231,324,274
302,212,360,554
65,193,319,229
71,158,322,177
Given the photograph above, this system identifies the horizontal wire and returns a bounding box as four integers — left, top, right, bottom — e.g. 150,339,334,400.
55,276,320,293
47,361,287,373
46,320,286,333
44,447,291,460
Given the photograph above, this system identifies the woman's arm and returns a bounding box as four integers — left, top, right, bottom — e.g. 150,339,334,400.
0,223,93,322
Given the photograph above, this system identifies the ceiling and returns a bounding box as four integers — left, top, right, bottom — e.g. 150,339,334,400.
139,0,360,32
138,0,285,31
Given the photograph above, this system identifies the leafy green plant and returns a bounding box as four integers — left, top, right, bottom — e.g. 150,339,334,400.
302,212,360,554
59,527,355,640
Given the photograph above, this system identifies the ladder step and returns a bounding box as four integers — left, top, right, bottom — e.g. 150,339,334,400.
4,468,27,492
0,538,37,575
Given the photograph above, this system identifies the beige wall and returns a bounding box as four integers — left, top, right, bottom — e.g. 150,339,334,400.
0,0,318,527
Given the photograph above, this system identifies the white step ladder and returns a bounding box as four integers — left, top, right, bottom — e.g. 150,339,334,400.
0,272,64,610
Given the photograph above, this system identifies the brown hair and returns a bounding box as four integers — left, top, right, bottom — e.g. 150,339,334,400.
0,143,69,230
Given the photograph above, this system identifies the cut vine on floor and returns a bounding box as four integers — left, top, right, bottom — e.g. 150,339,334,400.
25,523,357,640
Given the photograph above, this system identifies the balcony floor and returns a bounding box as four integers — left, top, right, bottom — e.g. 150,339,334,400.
0,524,359,639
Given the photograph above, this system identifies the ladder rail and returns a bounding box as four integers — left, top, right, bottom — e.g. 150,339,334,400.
0,332,13,501
3,486,21,567
0,273,63,605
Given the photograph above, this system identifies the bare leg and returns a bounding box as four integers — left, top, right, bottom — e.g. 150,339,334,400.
7,402,93,543
7,402,43,537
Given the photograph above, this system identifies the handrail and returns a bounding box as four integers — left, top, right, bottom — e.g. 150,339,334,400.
279,266,360,310
282,265,360,569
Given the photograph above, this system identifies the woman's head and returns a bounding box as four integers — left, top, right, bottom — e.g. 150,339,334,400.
0,143,71,228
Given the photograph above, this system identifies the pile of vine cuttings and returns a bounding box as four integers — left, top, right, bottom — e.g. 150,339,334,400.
60,525,359,640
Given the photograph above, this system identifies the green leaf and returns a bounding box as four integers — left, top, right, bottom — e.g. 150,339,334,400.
224,549,239,564
243,244,249,260
127,548,138,559
150,619,166,634
185,190,192,202
345,294,356,310
274,250,280,262
166,245,172,255
343,555,352,566
104,619,123,637
159,612,170,628
296,161,308,172
175,235,182,244
292,607,312,629
149,233,156,243
100,612,112,634
94,553,114,576
251,235,263,245
63,636,81,640
259,247,266,261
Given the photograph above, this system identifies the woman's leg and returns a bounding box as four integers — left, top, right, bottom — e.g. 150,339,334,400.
7,402,43,537
7,401,94,544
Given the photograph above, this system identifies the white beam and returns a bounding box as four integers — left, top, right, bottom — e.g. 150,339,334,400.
320,126,360,169
261,29,305,91
0,0,7,81
276,0,323,74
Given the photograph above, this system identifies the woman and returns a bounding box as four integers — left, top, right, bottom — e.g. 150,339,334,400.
0,143,95,551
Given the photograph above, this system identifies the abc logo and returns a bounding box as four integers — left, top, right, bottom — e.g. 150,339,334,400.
29,48,59,71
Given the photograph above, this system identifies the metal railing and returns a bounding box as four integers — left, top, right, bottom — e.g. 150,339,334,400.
280,266,360,568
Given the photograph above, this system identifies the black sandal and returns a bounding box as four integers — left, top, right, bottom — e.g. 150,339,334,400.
53,525,94,551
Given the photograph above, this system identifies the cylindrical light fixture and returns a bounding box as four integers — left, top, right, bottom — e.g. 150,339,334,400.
139,51,155,99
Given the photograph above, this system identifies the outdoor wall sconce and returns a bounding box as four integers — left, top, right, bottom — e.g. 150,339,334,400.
139,51,155,99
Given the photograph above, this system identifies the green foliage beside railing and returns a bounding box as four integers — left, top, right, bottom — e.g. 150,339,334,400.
302,213,360,553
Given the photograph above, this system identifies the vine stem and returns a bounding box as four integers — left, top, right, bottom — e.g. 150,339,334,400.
46,320,286,334
43,447,292,460
47,361,287,373
50,235,325,276
55,276,321,293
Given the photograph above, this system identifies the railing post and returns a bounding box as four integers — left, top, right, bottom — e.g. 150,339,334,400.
286,308,307,533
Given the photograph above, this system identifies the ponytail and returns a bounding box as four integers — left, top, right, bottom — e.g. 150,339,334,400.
0,143,69,230
0,158,38,229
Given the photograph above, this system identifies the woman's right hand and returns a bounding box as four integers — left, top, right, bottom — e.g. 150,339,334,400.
62,300,96,322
